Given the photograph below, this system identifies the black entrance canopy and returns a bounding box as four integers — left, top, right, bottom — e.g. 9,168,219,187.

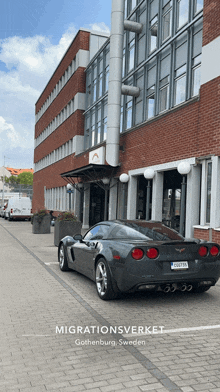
60,163,119,189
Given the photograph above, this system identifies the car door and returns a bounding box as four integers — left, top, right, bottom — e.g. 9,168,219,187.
72,224,110,279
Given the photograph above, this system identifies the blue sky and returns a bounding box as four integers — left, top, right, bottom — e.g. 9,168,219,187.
0,0,111,168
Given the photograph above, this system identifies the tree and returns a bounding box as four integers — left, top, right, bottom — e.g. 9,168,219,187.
17,172,33,185
4,175,18,185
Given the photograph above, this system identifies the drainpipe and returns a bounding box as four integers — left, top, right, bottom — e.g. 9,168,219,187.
106,1,143,167
106,0,124,167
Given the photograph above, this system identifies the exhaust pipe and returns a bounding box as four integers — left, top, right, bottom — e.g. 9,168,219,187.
170,284,177,293
186,284,193,292
180,284,187,292
163,285,171,293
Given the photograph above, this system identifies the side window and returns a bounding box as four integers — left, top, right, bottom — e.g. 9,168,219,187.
84,225,110,240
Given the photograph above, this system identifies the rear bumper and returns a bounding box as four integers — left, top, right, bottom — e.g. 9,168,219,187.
112,260,220,292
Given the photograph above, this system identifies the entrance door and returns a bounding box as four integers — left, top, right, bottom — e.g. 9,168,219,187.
89,184,107,226
136,175,152,220
162,170,184,234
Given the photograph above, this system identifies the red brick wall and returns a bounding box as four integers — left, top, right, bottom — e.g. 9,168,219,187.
34,110,84,163
35,30,90,113
35,68,86,139
203,0,220,46
194,229,220,245
33,151,89,212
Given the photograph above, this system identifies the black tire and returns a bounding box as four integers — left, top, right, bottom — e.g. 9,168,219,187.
95,258,118,300
192,285,211,293
58,243,69,271
8,214,12,221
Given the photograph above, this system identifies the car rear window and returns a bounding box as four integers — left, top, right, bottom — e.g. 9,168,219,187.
109,221,184,241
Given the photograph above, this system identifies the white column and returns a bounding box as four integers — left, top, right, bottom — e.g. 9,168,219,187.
82,184,90,229
185,165,201,238
151,172,164,221
210,156,220,228
106,0,124,167
127,175,138,219
109,178,118,220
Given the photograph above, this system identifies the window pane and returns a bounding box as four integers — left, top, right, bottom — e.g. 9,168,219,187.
129,40,135,71
159,83,169,112
147,86,155,119
206,162,212,224
150,17,158,52
162,2,172,41
177,0,189,29
105,65,109,92
103,117,107,140
126,101,132,129
195,0,203,13
175,74,186,105
192,65,201,96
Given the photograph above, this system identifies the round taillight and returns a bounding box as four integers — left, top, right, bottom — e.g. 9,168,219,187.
131,248,144,260
146,248,159,259
210,246,219,257
198,246,208,257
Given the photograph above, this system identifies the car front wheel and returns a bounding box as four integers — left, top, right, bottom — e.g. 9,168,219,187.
58,244,69,271
95,258,117,300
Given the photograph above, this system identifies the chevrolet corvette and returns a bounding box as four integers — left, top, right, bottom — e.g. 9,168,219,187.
58,220,220,300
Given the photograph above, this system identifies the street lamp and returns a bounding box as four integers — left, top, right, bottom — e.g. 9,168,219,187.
119,173,129,219
144,168,155,221
102,178,110,221
66,183,74,211
177,162,191,236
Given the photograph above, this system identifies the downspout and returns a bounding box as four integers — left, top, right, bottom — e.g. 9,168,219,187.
106,0,143,167
106,0,124,167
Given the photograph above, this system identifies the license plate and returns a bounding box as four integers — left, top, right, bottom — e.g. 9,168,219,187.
171,261,188,270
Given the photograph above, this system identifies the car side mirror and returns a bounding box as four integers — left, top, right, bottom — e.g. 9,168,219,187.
74,234,83,242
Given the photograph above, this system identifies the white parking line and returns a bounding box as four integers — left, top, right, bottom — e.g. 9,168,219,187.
123,324,220,338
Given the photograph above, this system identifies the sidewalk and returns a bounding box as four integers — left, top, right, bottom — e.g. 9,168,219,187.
1,220,220,392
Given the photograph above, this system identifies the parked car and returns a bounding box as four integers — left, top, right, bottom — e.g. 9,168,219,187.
58,220,220,300
5,197,32,221
0,203,7,218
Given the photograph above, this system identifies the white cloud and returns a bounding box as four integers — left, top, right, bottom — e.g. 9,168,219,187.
88,22,110,34
0,22,109,166
0,26,78,165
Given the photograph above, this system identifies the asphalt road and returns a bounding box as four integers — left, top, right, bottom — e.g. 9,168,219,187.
1,219,220,392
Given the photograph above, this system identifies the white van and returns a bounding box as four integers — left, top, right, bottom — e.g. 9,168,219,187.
5,197,32,221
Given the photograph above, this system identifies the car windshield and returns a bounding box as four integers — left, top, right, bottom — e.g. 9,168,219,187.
109,221,184,241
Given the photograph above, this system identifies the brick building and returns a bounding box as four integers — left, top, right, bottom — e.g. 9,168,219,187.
33,0,220,242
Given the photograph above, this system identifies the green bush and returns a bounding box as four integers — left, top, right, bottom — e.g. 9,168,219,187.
57,212,77,221
31,209,48,224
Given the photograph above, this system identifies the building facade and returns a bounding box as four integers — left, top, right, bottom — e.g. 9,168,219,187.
33,0,220,242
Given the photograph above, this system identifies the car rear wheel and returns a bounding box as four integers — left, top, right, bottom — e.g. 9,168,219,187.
58,244,69,271
95,258,117,300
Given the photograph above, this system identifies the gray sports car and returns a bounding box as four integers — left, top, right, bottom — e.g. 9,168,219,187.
58,220,220,300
